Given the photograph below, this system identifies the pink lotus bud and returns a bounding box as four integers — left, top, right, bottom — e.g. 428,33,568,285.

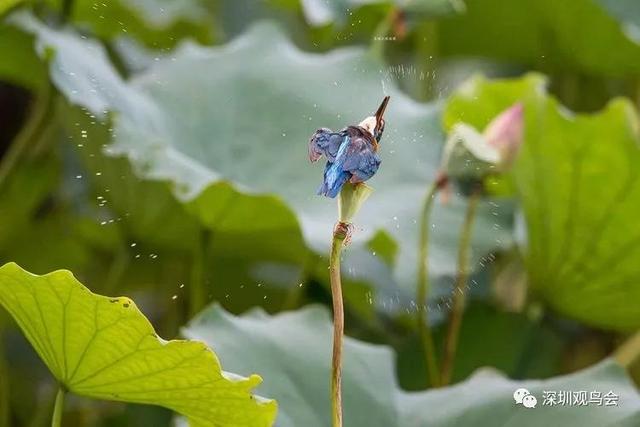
483,103,524,169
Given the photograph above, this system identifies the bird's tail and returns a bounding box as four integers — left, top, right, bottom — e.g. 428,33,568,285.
317,170,350,198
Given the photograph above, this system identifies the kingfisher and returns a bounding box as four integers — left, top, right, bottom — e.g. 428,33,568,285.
309,96,390,198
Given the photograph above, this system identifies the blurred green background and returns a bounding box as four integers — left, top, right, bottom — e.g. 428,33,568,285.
2,0,640,425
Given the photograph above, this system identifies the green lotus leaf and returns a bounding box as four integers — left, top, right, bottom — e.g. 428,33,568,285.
0,22,45,89
0,0,21,17
444,73,640,330
598,0,640,43
438,0,640,77
55,101,310,315
184,303,640,426
45,0,213,48
0,157,58,250
0,262,277,426
396,303,563,390
12,12,514,301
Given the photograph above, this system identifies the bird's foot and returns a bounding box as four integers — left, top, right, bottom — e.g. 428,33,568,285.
333,221,354,245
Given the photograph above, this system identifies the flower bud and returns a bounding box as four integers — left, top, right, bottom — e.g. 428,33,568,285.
440,103,524,181
484,103,524,170
338,182,373,224
440,122,499,180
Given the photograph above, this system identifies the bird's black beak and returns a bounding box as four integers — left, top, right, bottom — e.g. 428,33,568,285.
374,96,390,135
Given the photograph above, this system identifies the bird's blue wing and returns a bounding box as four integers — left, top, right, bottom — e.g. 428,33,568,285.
309,128,346,162
317,135,351,198
340,136,381,183
317,161,350,198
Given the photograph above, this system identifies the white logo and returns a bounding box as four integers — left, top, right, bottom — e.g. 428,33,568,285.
523,394,537,408
513,388,529,404
514,388,537,409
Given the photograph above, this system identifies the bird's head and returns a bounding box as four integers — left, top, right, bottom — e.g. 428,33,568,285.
358,116,378,137
358,96,390,142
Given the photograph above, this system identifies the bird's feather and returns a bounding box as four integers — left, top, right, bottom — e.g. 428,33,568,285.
341,127,381,183
308,128,346,162
341,138,381,183
317,136,351,197
317,162,350,198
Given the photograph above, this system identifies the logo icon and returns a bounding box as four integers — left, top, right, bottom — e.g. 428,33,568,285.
514,388,537,409
523,394,537,408
513,388,529,404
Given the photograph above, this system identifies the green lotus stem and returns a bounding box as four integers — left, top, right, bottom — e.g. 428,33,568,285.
189,229,210,317
61,0,74,21
416,180,441,387
51,387,65,427
0,329,9,427
614,330,640,368
440,186,481,386
328,183,371,426
0,83,53,190
58,0,76,24
330,223,347,427
416,21,439,101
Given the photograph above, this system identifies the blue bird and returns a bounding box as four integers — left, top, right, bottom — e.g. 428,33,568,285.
309,96,390,198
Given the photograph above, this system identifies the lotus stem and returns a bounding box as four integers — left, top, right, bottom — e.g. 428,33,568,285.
60,0,75,23
441,186,481,385
51,387,65,427
416,179,442,387
189,229,210,317
330,222,348,427
0,328,9,427
614,330,640,369
0,83,53,190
